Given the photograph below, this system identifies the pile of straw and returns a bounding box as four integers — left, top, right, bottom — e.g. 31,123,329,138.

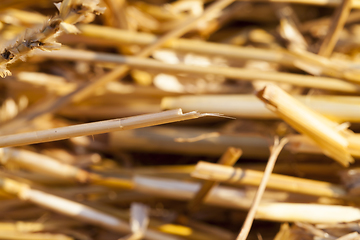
1,0,360,239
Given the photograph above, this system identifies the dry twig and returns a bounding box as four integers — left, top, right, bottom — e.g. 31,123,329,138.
236,137,288,240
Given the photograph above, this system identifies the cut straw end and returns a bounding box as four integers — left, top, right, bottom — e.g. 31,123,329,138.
257,84,353,167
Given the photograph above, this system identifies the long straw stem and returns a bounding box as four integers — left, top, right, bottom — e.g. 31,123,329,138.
0,109,210,148
35,49,360,93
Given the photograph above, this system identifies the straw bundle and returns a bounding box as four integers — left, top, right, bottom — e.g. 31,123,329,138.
2,0,360,239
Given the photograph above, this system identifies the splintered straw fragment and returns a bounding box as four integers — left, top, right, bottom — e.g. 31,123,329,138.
257,84,353,167
0,109,212,148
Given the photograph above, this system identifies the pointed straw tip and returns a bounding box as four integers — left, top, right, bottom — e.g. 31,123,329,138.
201,113,236,119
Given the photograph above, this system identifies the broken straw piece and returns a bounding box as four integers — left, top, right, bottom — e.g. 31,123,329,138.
0,109,216,148
257,84,353,167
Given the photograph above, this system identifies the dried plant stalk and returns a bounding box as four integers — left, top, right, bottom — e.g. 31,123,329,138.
257,84,353,166
187,147,242,211
0,0,105,77
134,175,276,210
0,148,91,182
255,203,360,223
0,177,182,240
192,161,347,198
317,0,352,57
134,175,360,223
161,94,360,122
236,138,288,240
76,23,289,64
247,0,360,8
36,48,360,93
0,148,133,188
0,0,235,137
69,0,236,103
109,126,270,158
0,109,211,148
0,219,81,232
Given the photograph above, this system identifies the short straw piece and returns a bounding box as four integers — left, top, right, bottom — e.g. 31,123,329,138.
257,84,353,167
66,24,360,82
191,161,347,198
0,148,133,188
0,148,91,182
0,109,212,148
241,0,360,8
187,147,242,211
35,48,360,93
317,0,352,57
0,232,74,240
255,203,360,223
236,138,288,240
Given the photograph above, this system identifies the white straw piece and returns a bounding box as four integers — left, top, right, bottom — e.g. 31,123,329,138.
0,109,210,148
16,186,179,240
256,203,360,224
20,187,130,233
161,94,360,122
0,148,89,182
